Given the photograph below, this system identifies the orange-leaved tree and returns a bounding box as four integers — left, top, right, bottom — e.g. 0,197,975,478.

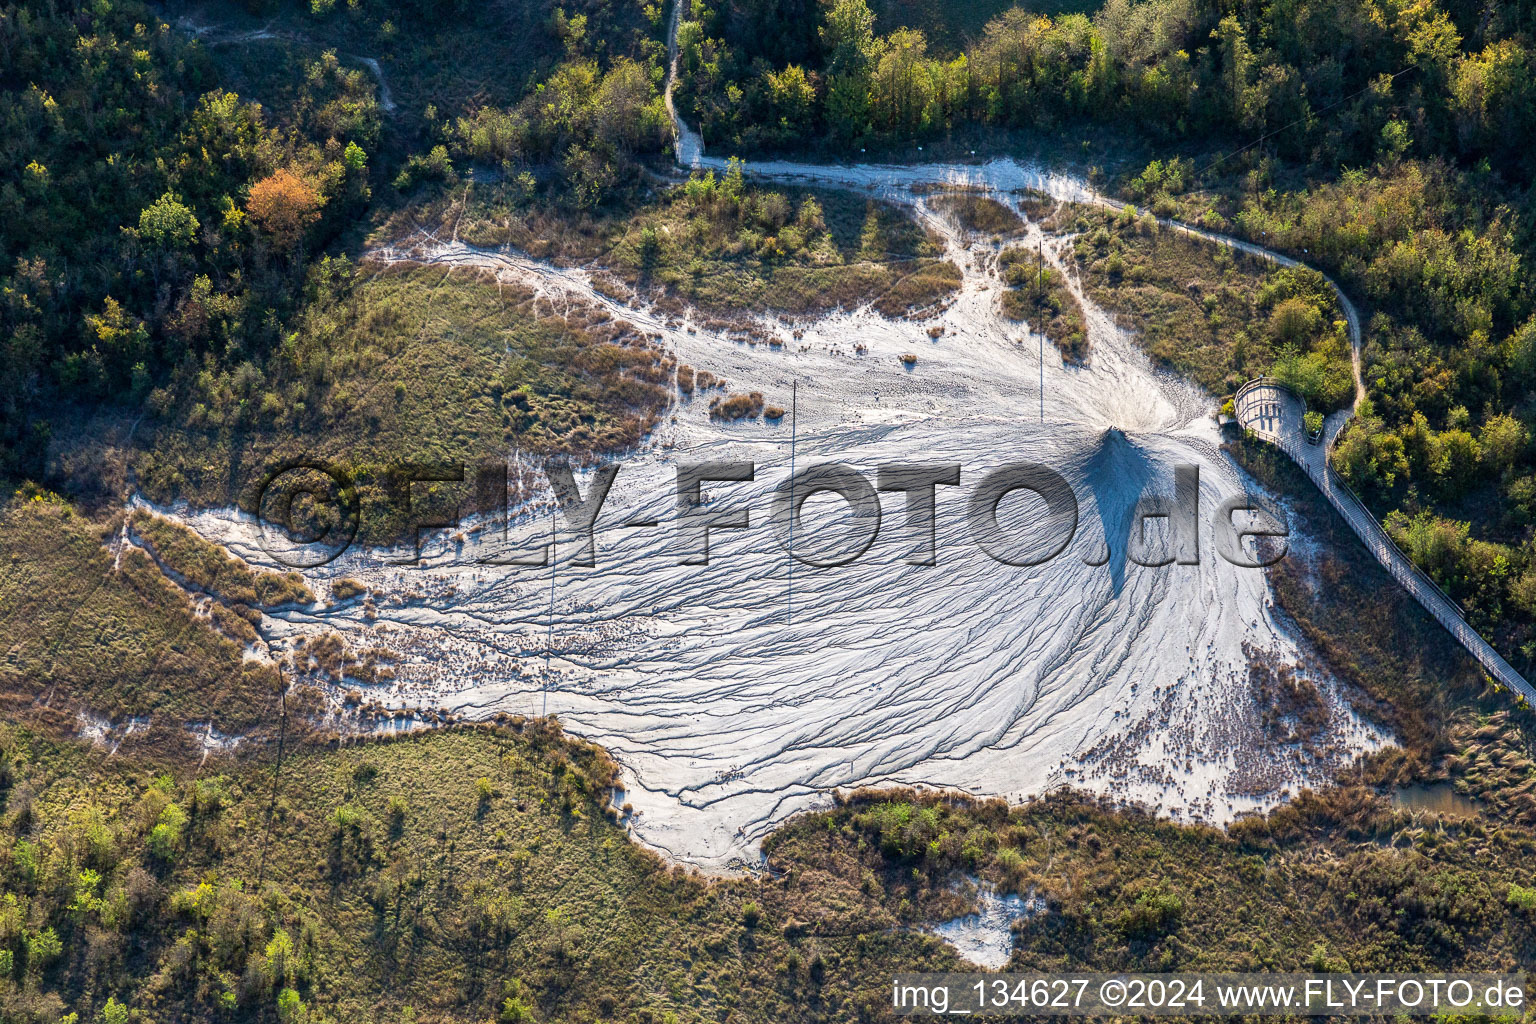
246,169,324,250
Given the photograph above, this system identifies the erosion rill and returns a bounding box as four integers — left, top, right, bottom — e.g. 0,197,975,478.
163,173,1384,869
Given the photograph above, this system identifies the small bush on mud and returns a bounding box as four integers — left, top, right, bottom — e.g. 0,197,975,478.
709,391,765,419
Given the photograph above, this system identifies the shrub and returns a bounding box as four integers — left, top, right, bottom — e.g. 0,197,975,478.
855,801,942,860
708,392,765,419
26,927,63,969
393,145,456,192
995,847,1027,882
331,804,369,831
148,804,187,861
332,578,367,600
639,226,661,268
1269,297,1322,344
500,996,535,1024
1118,886,1184,937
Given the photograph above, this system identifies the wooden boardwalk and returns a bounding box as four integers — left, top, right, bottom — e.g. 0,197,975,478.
1235,378,1536,706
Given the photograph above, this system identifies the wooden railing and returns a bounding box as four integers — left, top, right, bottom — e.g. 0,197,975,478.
1234,378,1536,706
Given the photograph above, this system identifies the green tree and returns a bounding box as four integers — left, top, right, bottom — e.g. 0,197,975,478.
84,297,149,373
1479,413,1527,475
1378,119,1412,164
1336,419,1409,489
872,29,933,134
1430,429,1480,493
138,192,199,249
265,929,296,988
1211,16,1254,128
820,0,877,140
26,927,63,973
277,987,306,1024
70,869,103,916
500,996,534,1024
765,64,816,135
148,803,187,861
1387,511,1470,583
820,0,876,78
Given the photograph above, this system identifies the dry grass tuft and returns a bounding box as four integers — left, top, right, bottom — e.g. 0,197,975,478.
709,391,766,419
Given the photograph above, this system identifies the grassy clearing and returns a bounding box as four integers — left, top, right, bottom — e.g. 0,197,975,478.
999,246,1089,363
440,173,962,325
0,721,970,1024
129,512,313,609
0,495,282,737
52,262,673,545
1070,206,1353,408
929,192,1025,237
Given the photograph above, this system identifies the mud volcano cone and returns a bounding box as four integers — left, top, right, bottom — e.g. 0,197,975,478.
1063,426,1157,596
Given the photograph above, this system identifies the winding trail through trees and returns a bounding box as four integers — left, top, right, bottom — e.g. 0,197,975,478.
662,0,1535,708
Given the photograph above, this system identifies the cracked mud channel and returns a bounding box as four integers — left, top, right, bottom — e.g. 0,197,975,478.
148,160,1388,870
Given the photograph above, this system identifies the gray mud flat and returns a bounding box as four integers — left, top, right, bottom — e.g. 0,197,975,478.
928,883,1045,969
157,161,1385,868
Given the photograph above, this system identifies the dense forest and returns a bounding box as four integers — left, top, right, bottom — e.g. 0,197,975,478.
675,0,1536,174
0,0,670,490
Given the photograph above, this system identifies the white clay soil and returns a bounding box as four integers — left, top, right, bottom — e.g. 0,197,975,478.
150,155,1387,870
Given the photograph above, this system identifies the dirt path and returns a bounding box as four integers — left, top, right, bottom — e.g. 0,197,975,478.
169,11,397,116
